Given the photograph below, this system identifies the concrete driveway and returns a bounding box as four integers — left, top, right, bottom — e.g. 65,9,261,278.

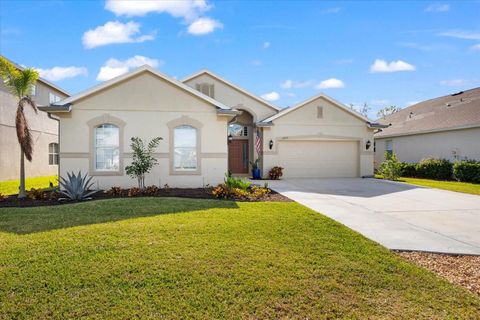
268,178,480,255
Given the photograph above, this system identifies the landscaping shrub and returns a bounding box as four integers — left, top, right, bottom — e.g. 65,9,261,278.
268,166,284,180
212,173,271,200
27,188,47,200
378,152,402,181
144,185,160,196
400,162,417,177
224,173,250,191
211,184,229,199
106,186,124,197
127,187,142,197
0,192,6,201
58,171,97,201
416,158,453,180
453,160,480,183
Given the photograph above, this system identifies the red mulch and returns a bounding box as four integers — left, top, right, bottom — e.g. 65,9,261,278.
0,188,291,208
398,251,480,296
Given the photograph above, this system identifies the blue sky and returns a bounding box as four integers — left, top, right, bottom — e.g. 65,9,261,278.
1,0,479,119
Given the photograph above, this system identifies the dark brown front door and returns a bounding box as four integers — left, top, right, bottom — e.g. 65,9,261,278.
228,140,249,174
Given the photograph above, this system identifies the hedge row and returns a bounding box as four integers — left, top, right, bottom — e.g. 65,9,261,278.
399,158,480,183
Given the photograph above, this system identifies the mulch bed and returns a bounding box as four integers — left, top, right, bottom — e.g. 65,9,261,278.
0,188,291,208
398,251,480,296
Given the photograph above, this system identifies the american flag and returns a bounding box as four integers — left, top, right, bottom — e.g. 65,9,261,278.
255,129,261,154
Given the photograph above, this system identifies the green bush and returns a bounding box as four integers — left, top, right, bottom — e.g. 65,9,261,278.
224,172,251,191
453,160,480,183
400,163,417,177
416,158,452,180
379,152,402,181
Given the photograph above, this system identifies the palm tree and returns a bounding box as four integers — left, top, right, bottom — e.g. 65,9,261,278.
0,57,39,198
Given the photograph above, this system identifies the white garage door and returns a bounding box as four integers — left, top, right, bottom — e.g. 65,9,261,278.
278,140,359,178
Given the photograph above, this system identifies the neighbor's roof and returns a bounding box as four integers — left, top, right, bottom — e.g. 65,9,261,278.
1,55,71,97
375,87,480,138
50,65,231,110
182,69,282,111
261,92,370,123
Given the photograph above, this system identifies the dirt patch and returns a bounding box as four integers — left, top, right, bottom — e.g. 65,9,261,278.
398,251,480,296
0,188,291,208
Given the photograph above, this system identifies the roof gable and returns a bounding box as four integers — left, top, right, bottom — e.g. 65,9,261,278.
182,69,281,112
262,93,369,123
53,65,231,110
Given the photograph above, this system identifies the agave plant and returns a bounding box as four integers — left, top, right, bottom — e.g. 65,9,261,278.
58,171,97,201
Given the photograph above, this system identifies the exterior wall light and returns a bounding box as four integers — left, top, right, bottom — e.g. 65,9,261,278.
269,139,274,150
228,134,233,143
366,140,371,150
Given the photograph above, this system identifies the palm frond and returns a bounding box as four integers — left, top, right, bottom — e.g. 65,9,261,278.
15,97,38,161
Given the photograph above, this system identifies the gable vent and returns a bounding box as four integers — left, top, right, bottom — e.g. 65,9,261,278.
317,106,324,118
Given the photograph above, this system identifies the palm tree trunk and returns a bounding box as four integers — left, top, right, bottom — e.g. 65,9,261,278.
18,149,26,198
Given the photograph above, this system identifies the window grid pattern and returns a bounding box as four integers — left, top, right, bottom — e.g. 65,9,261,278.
48,143,59,165
95,124,120,171
174,125,197,171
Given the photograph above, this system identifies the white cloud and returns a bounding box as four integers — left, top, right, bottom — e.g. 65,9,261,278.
105,0,222,36
96,55,163,81
440,79,467,86
105,0,210,20
286,92,297,98
82,21,155,49
370,59,415,73
316,78,345,89
263,41,271,49
438,30,480,40
36,66,88,81
280,79,315,89
187,17,222,35
426,3,450,12
261,91,280,102
471,44,480,51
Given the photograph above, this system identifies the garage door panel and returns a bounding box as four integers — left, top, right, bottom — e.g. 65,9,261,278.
278,141,359,178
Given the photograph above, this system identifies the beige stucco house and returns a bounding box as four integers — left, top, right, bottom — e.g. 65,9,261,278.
0,63,69,181
375,87,480,165
40,65,379,188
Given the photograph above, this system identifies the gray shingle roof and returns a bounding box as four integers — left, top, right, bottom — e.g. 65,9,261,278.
375,87,480,138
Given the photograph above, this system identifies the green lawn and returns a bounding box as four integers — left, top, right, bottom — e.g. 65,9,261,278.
399,177,480,196
0,175,57,195
0,198,479,319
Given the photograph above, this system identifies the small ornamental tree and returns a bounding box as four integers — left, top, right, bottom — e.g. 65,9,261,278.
379,151,402,181
125,137,162,189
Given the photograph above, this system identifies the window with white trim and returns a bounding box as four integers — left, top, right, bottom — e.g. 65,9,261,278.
94,124,119,171
31,85,36,96
49,92,61,104
48,143,59,165
386,139,393,156
173,125,197,170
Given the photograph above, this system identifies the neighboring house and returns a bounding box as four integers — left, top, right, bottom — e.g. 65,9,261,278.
0,62,69,181
375,87,480,165
40,65,380,188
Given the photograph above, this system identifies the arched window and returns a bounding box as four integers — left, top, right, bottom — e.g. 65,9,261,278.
173,125,197,171
48,143,59,165
95,124,119,171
